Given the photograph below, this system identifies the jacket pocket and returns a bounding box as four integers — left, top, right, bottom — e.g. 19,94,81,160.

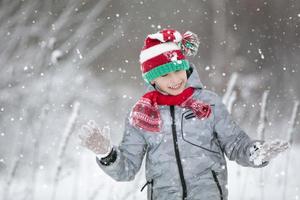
211,170,223,200
181,106,219,154
141,179,153,200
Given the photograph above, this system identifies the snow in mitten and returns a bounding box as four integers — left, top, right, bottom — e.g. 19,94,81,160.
79,120,112,157
249,139,290,166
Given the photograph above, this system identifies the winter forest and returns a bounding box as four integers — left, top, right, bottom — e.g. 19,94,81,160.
0,0,299,199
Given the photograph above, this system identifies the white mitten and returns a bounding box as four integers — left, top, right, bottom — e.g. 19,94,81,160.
249,139,290,166
79,120,112,157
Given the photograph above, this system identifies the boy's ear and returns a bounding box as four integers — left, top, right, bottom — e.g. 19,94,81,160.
150,81,156,89
186,65,194,79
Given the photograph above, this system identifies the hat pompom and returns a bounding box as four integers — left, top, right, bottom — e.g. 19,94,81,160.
179,31,200,57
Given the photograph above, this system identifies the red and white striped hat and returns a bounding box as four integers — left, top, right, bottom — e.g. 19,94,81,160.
139,29,200,83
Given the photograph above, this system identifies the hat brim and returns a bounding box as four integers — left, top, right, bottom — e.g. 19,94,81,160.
143,59,190,83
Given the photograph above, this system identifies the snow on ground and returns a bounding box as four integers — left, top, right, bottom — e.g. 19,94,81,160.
1,145,299,200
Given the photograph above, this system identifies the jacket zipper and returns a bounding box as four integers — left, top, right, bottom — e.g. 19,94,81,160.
141,179,153,200
211,170,223,200
170,105,187,200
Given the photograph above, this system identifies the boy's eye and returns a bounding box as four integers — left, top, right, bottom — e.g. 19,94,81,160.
175,70,180,72
162,74,168,77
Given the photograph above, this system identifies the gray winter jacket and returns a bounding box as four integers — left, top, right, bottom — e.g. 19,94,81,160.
96,64,269,200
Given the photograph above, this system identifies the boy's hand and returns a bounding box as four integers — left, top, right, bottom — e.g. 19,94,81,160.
79,120,112,156
249,139,290,166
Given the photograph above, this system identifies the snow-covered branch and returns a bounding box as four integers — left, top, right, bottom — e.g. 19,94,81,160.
51,101,80,200
222,72,238,108
257,90,269,140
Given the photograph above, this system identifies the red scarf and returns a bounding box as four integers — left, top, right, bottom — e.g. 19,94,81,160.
129,87,212,132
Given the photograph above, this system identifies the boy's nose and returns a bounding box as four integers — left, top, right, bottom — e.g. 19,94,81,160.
168,73,180,83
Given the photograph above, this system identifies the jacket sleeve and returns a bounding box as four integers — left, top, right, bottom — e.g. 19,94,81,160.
212,94,269,168
96,112,148,181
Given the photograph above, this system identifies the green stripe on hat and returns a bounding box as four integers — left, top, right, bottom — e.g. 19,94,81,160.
143,59,190,83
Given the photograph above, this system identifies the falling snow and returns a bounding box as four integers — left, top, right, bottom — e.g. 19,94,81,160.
0,0,299,200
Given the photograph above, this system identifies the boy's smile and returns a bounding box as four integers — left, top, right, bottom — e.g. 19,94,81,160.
150,70,187,96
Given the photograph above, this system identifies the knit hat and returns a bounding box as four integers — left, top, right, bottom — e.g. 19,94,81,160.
139,29,200,83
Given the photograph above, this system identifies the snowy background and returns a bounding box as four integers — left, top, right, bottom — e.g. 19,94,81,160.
0,0,299,199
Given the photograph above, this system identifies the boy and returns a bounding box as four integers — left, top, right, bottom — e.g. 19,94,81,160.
79,29,289,200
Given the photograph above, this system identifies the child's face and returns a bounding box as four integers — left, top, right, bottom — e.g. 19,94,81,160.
150,70,187,96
